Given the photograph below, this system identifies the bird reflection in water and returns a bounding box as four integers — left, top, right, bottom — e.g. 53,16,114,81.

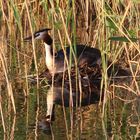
38,71,102,135
37,62,131,135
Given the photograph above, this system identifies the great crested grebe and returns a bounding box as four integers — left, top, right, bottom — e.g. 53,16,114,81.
24,28,101,75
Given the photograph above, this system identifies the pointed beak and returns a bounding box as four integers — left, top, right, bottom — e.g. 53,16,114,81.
24,35,33,42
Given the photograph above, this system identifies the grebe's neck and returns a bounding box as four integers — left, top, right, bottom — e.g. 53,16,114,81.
44,42,54,72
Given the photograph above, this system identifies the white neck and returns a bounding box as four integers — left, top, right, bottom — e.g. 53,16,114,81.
44,43,53,72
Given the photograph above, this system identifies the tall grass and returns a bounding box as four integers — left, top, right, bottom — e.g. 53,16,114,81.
0,0,140,139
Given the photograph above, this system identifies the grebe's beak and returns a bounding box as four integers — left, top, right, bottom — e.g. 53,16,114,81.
24,35,33,41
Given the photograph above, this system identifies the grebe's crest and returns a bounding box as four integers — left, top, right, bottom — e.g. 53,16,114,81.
34,28,51,39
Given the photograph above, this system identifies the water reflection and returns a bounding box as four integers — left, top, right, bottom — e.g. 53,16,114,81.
1,78,140,139
38,78,102,135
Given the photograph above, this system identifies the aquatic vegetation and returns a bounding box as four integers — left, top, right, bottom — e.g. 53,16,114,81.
0,0,140,139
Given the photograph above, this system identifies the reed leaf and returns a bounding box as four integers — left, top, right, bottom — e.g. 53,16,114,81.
109,36,139,42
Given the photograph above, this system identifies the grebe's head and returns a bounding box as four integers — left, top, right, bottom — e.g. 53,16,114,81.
24,28,52,45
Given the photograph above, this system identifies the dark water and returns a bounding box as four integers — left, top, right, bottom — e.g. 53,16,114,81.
0,79,140,140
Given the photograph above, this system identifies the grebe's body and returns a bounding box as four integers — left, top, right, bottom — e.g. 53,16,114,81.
44,44,101,74
24,28,101,75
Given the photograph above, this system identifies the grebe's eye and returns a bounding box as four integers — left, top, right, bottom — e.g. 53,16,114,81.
34,32,40,37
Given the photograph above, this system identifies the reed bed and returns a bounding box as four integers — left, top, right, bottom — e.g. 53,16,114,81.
0,0,140,139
